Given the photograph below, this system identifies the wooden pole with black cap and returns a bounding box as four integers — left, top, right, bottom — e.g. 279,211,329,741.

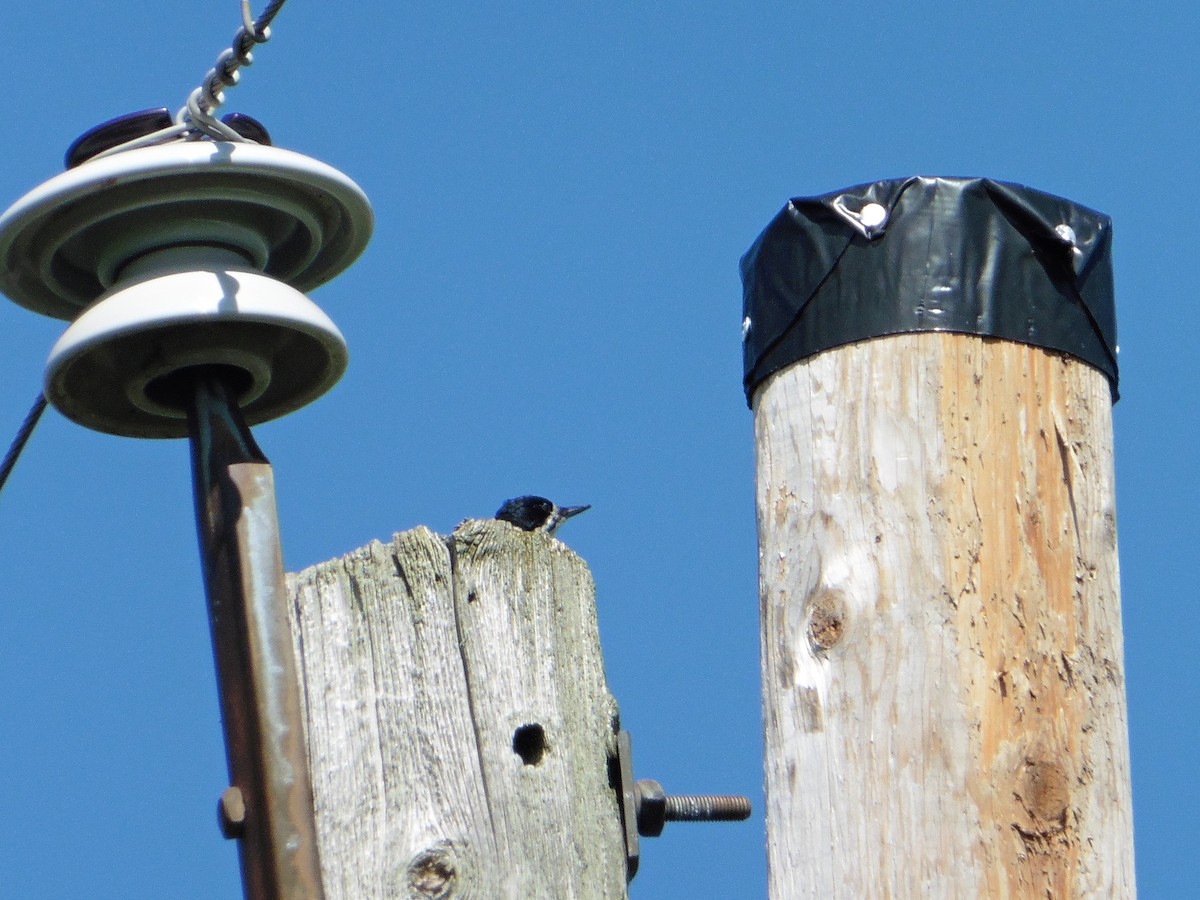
742,177,1134,897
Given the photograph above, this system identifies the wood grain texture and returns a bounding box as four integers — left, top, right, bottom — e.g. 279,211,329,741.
753,334,1134,898
286,521,625,899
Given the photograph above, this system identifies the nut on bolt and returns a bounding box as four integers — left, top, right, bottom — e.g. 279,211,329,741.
614,729,752,881
218,785,246,840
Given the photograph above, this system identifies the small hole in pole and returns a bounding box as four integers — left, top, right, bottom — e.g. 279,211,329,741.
512,724,547,766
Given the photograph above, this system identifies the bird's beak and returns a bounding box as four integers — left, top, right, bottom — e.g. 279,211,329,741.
558,504,591,522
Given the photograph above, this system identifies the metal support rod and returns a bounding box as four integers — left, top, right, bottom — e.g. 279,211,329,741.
184,366,325,900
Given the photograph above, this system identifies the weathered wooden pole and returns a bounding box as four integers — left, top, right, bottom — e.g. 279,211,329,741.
742,177,1135,897
286,520,629,898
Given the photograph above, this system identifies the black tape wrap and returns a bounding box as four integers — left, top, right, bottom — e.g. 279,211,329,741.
739,176,1118,407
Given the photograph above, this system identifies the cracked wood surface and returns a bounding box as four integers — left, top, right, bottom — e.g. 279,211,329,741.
285,520,625,899
754,334,1134,898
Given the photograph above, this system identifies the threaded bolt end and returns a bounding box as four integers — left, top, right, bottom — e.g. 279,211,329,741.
663,794,752,822
634,779,752,836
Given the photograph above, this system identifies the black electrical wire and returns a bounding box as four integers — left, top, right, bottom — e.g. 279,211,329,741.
0,393,48,498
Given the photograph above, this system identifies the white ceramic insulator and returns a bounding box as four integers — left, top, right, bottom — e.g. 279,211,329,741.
45,247,348,439
0,140,373,437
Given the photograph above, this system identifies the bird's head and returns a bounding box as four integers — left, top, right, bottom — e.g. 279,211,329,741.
496,495,591,535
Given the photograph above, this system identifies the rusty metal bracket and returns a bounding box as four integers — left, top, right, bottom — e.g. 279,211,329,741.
614,730,642,880
186,366,325,900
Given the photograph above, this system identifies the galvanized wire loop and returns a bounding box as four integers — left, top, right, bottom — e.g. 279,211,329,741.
241,0,259,37
182,88,245,142
175,0,289,142
88,122,192,162
84,1,289,160
241,0,283,43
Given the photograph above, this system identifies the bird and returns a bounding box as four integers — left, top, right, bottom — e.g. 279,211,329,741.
495,495,591,535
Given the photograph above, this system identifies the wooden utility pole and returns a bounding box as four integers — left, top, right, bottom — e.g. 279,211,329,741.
744,178,1135,897
285,520,628,898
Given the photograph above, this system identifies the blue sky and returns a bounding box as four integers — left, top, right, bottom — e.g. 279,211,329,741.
0,3,1195,897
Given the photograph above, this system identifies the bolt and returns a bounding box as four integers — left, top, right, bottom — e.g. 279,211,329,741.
634,778,751,837
218,785,246,840
664,792,753,821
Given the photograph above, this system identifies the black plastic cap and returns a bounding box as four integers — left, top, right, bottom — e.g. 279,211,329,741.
221,113,272,146
65,108,173,169
740,176,1119,406
64,110,273,169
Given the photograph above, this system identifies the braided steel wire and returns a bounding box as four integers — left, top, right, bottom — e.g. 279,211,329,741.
182,0,291,139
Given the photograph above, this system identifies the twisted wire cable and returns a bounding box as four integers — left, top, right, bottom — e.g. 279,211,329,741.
182,0,290,138
90,0,290,159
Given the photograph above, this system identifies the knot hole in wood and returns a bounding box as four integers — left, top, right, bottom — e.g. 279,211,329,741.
806,589,848,654
406,842,459,898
